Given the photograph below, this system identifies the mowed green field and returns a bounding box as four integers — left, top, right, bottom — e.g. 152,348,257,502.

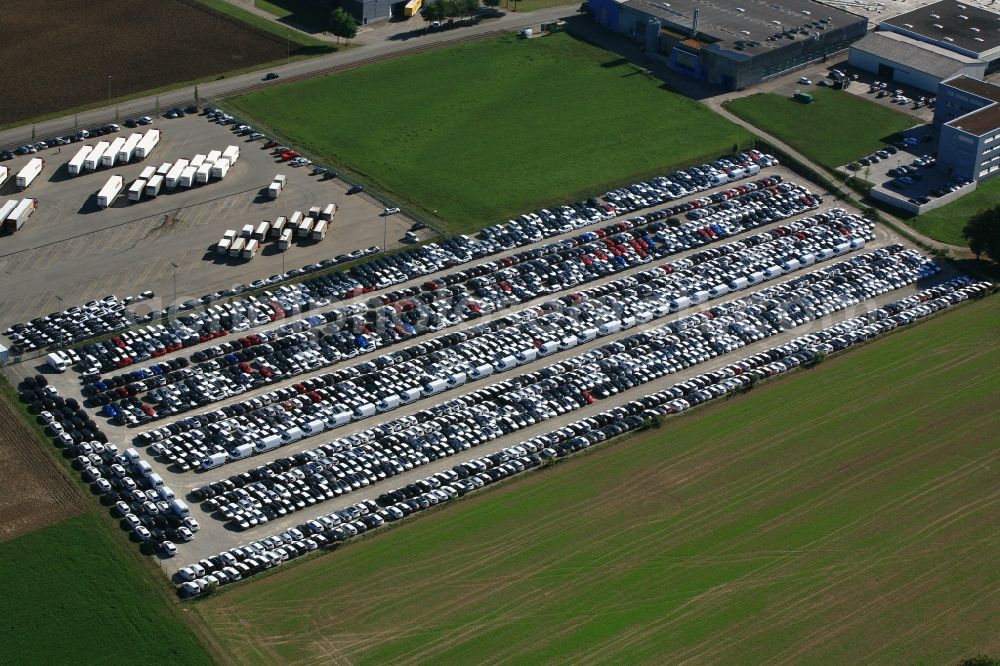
1,511,213,664
726,89,918,170
911,176,1000,246
198,296,1000,665
228,34,750,232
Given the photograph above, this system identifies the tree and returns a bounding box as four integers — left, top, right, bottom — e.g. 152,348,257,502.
483,0,500,7
962,204,1000,262
461,0,480,16
420,0,447,23
329,7,357,43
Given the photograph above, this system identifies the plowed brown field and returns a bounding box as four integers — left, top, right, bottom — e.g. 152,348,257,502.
1,0,289,125
0,395,83,542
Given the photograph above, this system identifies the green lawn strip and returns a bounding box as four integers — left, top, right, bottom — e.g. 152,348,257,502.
227,33,750,234
910,175,1000,246
726,88,919,170
198,296,1000,664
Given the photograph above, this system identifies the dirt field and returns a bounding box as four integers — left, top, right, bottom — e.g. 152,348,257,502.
0,0,290,125
0,392,83,542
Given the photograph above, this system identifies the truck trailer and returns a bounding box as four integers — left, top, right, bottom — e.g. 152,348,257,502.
311,219,328,241
267,174,287,199
117,133,143,163
144,174,164,197
4,198,37,232
278,227,293,250
101,137,127,167
16,158,45,190
66,146,92,176
164,159,190,189
84,142,109,171
127,179,146,202
134,129,160,159
320,203,337,221
270,216,287,239
222,145,240,164
210,158,230,179
217,230,236,255
297,216,314,238
189,154,207,169
241,239,259,260
96,175,124,209
205,149,221,164
0,199,18,222
138,165,156,180
195,162,212,184
228,237,246,258
252,221,271,241
179,165,198,188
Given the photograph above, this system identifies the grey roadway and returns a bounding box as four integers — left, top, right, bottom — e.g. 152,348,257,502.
0,3,580,149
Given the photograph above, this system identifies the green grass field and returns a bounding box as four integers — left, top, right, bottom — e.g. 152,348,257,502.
1,511,213,665
726,89,918,171
198,296,1000,665
910,176,1000,247
228,33,751,233
197,0,334,49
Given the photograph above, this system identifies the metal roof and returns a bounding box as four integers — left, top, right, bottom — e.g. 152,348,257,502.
621,0,866,55
880,0,1000,57
851,30,981,78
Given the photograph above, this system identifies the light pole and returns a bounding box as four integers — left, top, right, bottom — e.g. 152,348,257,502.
171,262,179,320
108,74,111,108
287,33,290,64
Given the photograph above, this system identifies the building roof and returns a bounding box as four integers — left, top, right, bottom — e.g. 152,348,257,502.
851,30,982,78
621,0,866,55
879,0,1000,57
943,75,1000,135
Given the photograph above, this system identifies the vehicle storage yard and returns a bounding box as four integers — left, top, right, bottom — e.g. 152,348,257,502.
0,113,421,331
3,146,988,589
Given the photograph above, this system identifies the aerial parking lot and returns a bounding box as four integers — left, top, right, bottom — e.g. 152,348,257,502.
0,112,423,331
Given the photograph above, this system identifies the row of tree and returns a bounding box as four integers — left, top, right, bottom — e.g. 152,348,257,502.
421,0,499,23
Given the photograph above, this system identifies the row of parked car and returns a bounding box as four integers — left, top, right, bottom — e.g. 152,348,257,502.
16,378,197,557
175,275,989,595
181,242,933,529
97,177,817,426
2,149,776,361
144,221,889,489
131,198,846,473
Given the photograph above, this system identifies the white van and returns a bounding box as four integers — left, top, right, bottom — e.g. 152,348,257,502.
470,364,494,379
400,387,422,403
169,499,190,517
201,452,228,470
353,403,377,419
255,435,282,453
231,444,254,459
422,379,448,396
377,395,400,411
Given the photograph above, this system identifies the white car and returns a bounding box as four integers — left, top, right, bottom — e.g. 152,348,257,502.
161,541,177,557
799,77,812,85
384,207,400,215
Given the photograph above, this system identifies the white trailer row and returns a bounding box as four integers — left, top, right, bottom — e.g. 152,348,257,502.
68,129,159,177
124,142,237,203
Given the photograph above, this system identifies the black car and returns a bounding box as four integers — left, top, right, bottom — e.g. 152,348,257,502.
347,184,363,195
185,105,199,114
125,118,138,128
0,150,12,161
320,171,337,181
165,108,184,119
264,72,279,81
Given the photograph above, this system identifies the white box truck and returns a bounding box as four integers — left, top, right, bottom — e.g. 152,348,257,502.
127,179,146,202
228,237,246,258
278,227,293,250
134,129,160,159
4,198,37,232
195,162,212,184
165,159,190,189
253,221,271,241
16,158,44,190
102,137,127,167
210,158,230,179
179,165,198,188
118,133,142,163
84,142,109,171
144,174,164,197
311,219,328,241
96,175,124,209
217,230,236,255
320,203,337,221
66,146,92,176
242,239,259,260
267,174,286,199
270,216,287,239
297,216,314,238
222,145,239,164
138,165,156,180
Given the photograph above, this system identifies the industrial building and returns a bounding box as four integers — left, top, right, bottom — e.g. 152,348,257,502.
934,76,1000,181
848,31,986,92
586,0,868,90
849,0,1000,89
